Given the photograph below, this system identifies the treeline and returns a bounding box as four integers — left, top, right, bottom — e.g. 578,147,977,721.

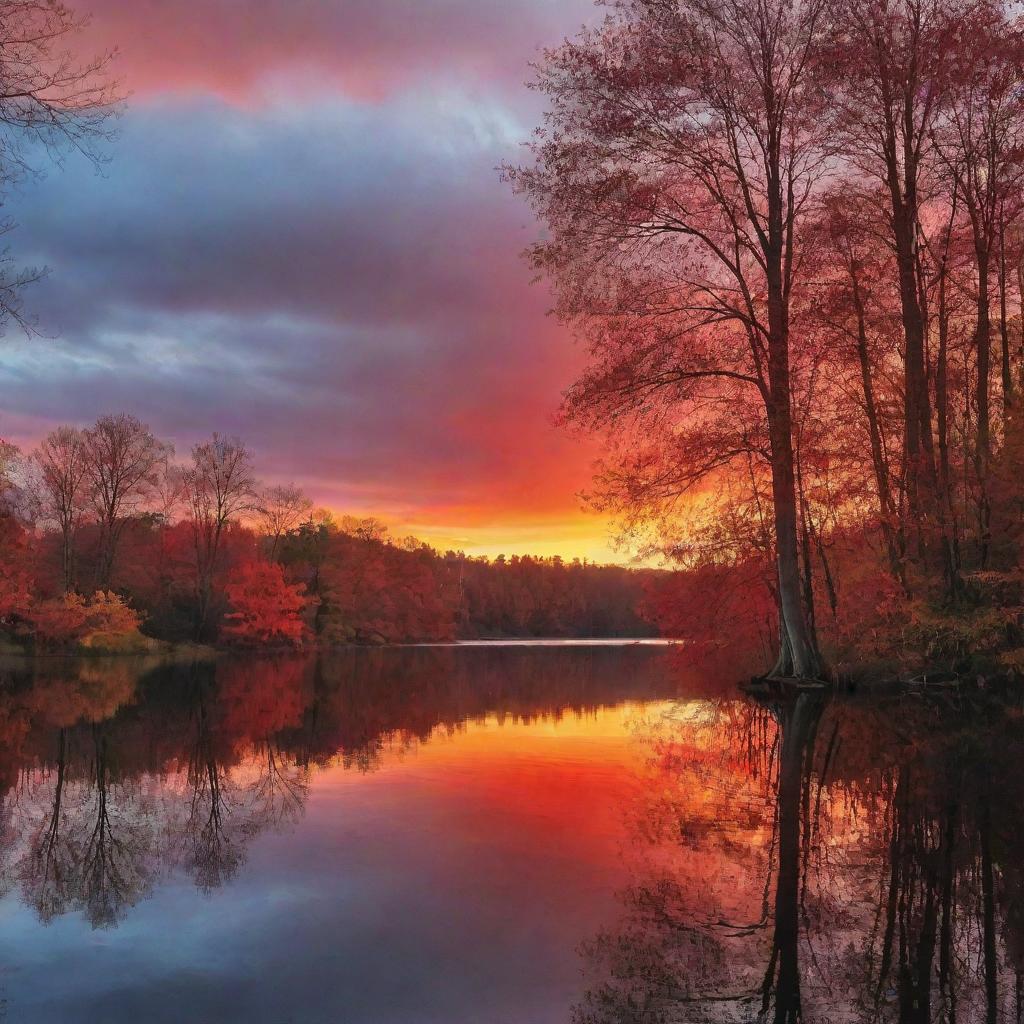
510,0,1024,678
0,415,655,650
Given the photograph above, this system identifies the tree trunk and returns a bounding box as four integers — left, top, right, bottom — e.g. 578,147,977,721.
976,245,992,566
999,215,1013,412
60,524,74,594
893,204,935,532
980,791,999,1024
765,162,819,679
767,693,822,1022
767,391,819,677
851,271,903,582
937,261,952,525
95,519,116,591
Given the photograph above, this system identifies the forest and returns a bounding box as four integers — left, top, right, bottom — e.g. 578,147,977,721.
507,0,1024,680
0,416,655,651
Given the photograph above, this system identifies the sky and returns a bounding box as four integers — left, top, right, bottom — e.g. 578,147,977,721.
0,0,626,562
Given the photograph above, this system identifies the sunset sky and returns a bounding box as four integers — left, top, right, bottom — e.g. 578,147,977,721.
0,0,624,561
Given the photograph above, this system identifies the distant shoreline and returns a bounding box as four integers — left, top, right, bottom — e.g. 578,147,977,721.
0,637,679,661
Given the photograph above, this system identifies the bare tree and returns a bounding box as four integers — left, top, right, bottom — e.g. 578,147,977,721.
0,0,120,334
0,437,20,510
827,0,966,585
181,434,257,638
933,7,1024,565
339,515,388,542
82,414,169,590
256,483,312,558
34,425,88,592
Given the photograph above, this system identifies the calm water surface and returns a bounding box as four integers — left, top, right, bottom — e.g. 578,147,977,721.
0,647,1022,1023
0,646,682,1024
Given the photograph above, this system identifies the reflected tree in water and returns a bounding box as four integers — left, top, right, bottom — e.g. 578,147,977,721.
14,723,157,928
0,645,680,929
575,686,1024,1023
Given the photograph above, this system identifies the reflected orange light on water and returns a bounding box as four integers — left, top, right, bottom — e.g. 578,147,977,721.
311,701,677,875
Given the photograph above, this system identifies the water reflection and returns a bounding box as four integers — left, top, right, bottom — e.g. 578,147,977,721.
9,650,1020,1023
0,646,677,931
576,686,1024,1023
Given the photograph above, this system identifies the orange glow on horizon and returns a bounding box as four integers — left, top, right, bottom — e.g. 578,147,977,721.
392,514,631,563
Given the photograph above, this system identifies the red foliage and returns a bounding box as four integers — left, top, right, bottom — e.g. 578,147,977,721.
319,534,458,643
644,559,777,685
26,591,143,651
221,559,308,647
0,516,32,624
28,593,89,647
215,656,312,742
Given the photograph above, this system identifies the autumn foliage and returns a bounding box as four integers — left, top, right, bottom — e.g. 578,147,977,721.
509,0,1024,678
0,412,658,652
28,591,144,652
221,560,308,647
0,516,31,626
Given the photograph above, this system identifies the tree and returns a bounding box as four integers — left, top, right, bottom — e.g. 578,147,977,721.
220,559,307,647
0,512,31,624
933,5,1024,563
256,483,312,558
0,438,36,522
27,590,142,651
34,426,88,592
82,414,168,589
0,0,118,333
339,515,389,542
826,0,964,582
509,0,833,676
181,434,257,638
817,198,905,583
0,439,18,503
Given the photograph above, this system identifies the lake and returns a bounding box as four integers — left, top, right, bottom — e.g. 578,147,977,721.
0,647,1020,1023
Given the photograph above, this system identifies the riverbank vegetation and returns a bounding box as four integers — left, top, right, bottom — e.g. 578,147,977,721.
0,418,655,652
509,0,1024,681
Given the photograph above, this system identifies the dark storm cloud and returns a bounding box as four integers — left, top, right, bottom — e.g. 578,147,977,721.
0,90,592,522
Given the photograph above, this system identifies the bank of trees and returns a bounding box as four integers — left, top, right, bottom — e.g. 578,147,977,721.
0,415,656,649
509,0,1024,678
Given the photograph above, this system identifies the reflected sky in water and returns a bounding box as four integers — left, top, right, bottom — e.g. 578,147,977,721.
575,688,1024,1024
4,650,1018,1023
0,647,682,1024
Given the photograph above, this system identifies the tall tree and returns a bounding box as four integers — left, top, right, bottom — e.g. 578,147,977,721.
934,4,1024,564
828,0,960,579
181,434,257,639
509,0,833,676
256,483,312,558
82,414,167,590
819,200,905,584
34,426,88,593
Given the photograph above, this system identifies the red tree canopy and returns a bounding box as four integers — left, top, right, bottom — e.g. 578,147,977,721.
221,559,308,647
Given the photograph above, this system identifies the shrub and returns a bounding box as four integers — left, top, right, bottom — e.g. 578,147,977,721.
27,591,145,652
80,591,146,651
221,560,308,647
27,593,89,648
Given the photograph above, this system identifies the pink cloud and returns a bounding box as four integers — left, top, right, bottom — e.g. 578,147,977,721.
79,0,594,103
